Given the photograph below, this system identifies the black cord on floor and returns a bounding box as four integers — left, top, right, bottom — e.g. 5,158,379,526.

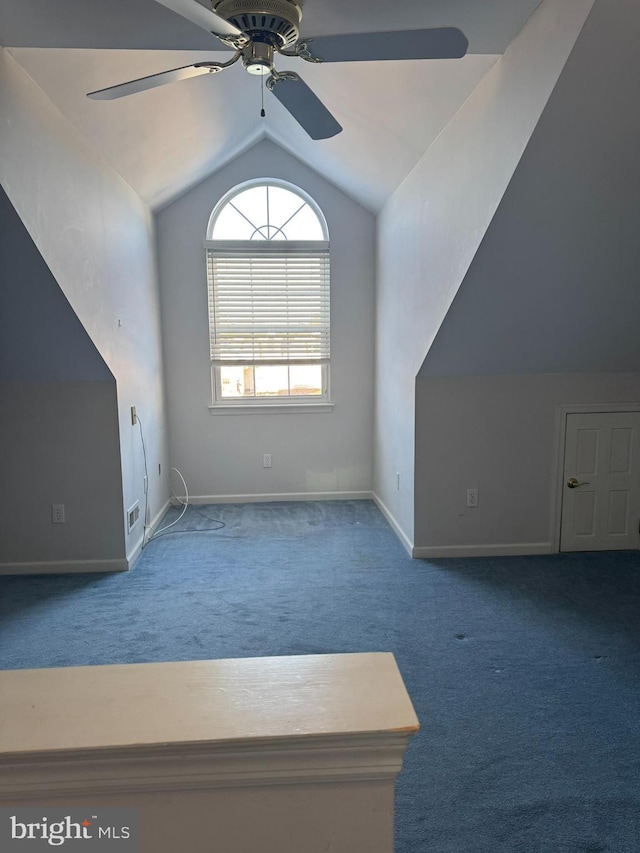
189,505,226,526
135,415,226,543
149,505,226,540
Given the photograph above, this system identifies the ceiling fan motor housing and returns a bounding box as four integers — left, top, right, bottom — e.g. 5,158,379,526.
213,0,302,48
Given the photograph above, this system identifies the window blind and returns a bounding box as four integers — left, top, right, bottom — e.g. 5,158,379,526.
206,242,330,365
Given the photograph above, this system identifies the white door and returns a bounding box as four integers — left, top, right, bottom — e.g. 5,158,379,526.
560,412,640,551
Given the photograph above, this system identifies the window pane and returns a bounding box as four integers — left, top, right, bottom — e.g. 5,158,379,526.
280,204,325,240
211,204,255,241
255,365,289,396
217,364,326,402
267,186,307,240
289,365,323,396
230,187,269,239
219,366,255,397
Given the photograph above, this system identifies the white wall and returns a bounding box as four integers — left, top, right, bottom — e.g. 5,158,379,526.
374,0,595,548
0,48,169,565
415,373,640,555
156,138,375,500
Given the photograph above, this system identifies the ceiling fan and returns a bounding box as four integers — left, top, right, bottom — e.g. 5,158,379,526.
87,0,468,140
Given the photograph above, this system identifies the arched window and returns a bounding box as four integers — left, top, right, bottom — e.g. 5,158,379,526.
206,180,330,406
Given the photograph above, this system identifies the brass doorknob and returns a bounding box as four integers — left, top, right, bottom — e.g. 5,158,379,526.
567,477,590,489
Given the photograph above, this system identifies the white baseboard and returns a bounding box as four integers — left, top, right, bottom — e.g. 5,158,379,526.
412,542,554,559
127,498,171,568
372,493,413,557
0,559,128,576
185,491,373,505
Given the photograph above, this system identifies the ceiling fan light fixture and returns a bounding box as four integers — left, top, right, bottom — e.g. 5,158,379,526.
242,41,274,75
245,61,271,76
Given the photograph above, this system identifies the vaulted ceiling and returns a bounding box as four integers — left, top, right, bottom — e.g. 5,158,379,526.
0,0,542,211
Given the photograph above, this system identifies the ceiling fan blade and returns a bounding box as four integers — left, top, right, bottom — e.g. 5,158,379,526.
87,63,216,100
0,0,237,50
153,0,242,38
268,73,342,140
298,27,468,63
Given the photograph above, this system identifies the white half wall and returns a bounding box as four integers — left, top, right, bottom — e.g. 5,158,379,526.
415,373,640,555
0,48,169,564
0,382,126,569
156,139,375,500
374,0,595,547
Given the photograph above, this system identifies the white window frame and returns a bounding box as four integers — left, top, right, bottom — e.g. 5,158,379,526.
206,180,333,412
210,363,331,412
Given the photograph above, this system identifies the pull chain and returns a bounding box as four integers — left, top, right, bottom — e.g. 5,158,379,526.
260,75,266,118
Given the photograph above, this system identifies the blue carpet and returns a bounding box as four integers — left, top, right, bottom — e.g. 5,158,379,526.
1,500,640,852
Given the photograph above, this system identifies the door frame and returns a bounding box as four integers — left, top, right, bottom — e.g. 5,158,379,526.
551,402,640,553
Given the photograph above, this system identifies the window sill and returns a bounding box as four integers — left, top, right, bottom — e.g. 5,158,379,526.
209,402,335,415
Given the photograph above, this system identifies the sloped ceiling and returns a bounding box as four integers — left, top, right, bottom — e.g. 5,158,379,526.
0,185,112,382
0,0,541,211
420,0,640,378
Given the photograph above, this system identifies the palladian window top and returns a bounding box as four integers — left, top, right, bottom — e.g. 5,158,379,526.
208,180,328,242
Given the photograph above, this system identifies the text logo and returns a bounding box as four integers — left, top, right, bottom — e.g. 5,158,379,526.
1,809,138,850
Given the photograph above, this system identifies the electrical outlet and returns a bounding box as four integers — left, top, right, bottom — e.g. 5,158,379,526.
131,406,137,425
51,504,65,524
396,472,400,490
466,488,479,508
263,453,272,468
